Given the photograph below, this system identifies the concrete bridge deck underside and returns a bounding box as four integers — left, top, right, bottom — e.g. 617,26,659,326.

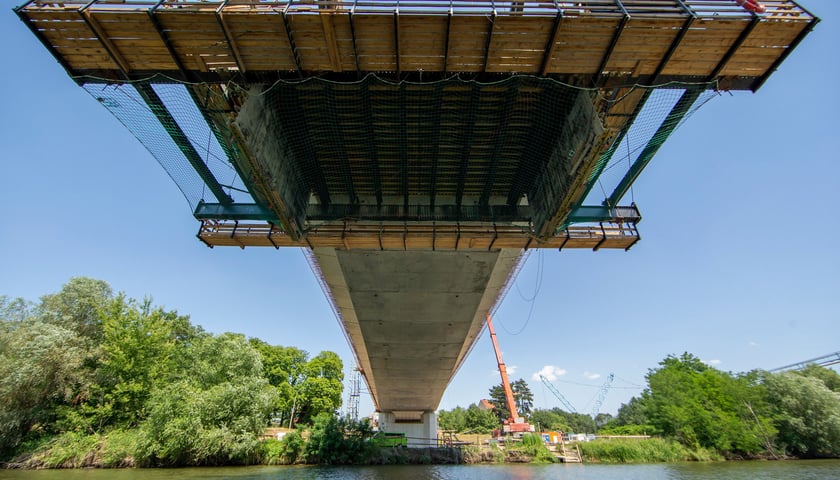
313,248,521,417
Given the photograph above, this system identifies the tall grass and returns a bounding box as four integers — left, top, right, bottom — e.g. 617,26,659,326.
506,433,557,463
579,438,723,463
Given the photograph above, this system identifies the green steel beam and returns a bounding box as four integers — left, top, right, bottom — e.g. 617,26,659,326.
194,203,640,227
135,83,233,205
605,88,703,208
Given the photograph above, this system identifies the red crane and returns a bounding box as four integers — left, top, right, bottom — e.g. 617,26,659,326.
486,313,534,435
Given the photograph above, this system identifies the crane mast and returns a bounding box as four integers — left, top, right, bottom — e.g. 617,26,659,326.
486,313,533,434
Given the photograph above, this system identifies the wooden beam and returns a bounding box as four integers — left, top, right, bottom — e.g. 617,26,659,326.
539,12,563,77
80,9,130,78
482,11,496,73
322,13,343,72
216,1,247,73
281,9,304,76
349,12,362,76
148,0,190,82
594,12,629,87
709,15,760,81
394,11,400,77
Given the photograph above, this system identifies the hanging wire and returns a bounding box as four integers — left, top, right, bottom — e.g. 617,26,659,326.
499,249,544,336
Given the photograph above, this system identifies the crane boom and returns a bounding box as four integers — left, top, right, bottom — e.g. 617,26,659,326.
539,375,577,413
486,313,533,434
486,313,520,422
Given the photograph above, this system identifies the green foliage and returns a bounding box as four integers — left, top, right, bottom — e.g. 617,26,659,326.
303,413,374,465
765,371,840,458
250,340,344,427
529,408,596,433
579,438,721,463
611,395,649,428
464,404,499,433
796,365,840,393
137,373,276,466
437,404,497,433
438,406,466,432
598,424,656,436
100,429,139,468
488,378,533,422
31,431,100,469
644,353,770,456
279,430,305,463
506,433,556,463
529,408,569,432
38,277,112,343
0,320,88,455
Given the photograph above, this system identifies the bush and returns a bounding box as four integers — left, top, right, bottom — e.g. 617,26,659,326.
304,413,375,465
100,429,138,467
578,437,722,463
506,434,557,463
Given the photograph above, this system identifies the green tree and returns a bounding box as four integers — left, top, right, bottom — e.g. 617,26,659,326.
488,378,534,422
250,340,343,427
137,333,276,466
0,321,88,455
796,365,840,393
304,413,374,465
463,404,499,433
529,408,569,432
297,351,344,423
0,295,33,324
38,277,112,343
645,353,771,456
765,371,840,458
438,406,467,432
612,395,650,427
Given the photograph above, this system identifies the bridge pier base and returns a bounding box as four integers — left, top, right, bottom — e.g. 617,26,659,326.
378,411,438,448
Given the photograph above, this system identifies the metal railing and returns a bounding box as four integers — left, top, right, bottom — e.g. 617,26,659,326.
17,0,814,20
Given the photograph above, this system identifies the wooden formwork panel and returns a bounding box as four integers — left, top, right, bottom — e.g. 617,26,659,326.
446,16,491,72
486,16,552,73
399,16,448,72
19,5,816,85
29,11,113,70
288,14,332,71
720,21,807,77
352,15,396,71
155,11,236,72
222,12,296,71
332,15,358,72
547,18,619,75
91,12,176,71
604,19,683,77
663,19,748,77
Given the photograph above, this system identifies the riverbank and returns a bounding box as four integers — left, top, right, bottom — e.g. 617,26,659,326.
4,432,734,469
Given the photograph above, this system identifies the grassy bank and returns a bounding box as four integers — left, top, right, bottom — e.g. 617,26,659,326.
578,438,723,463
6,432,732,468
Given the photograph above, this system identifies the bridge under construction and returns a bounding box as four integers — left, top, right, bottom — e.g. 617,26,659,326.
17,0,818,443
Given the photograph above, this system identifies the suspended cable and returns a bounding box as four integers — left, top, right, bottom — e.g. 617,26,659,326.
499,249,544,336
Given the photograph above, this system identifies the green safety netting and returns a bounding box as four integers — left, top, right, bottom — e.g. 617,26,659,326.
82,74,717,232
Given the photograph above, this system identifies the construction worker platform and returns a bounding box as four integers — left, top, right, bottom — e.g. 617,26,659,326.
18,1,817,91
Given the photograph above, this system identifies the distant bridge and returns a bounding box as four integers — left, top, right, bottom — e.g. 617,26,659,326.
17,0,818,444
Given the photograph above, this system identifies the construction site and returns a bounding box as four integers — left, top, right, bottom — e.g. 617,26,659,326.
16,0,819,446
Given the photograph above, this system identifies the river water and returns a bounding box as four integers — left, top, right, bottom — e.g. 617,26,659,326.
2,461,839,480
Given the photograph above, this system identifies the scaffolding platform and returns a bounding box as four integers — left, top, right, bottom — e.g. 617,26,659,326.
196,219,641,251
17,0,817,91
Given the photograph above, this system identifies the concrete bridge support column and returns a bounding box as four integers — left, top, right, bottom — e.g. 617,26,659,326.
378,411,438,448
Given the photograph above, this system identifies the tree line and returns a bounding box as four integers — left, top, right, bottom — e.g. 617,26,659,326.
0,277,345,466
438,353,840,459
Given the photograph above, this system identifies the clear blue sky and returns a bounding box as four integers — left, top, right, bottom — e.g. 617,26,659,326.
1,1,837,419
